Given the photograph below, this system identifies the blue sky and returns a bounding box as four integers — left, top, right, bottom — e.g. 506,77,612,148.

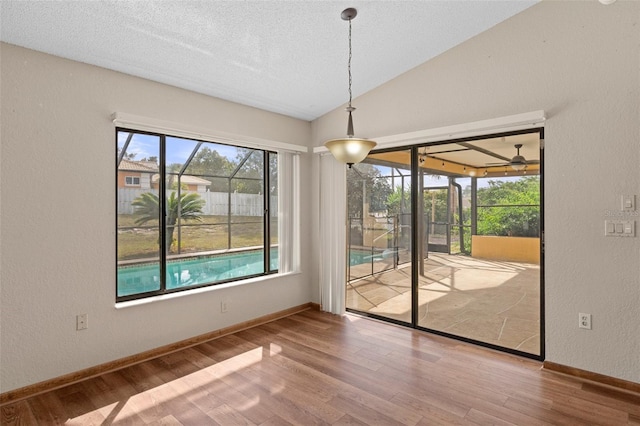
117,131,241,165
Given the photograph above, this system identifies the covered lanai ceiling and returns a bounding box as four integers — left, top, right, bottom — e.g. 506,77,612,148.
0,1,538,121
368,132,541,177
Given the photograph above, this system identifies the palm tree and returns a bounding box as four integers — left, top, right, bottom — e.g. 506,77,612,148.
132,191,205,252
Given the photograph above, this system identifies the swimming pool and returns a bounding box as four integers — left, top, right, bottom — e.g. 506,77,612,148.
348,249,383,265
117,248,382,297
117,250,278,297
349,248,398,265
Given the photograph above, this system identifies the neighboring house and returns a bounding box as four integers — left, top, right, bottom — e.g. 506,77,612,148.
117,159,156,189
151,174,210,192
117,159,210,192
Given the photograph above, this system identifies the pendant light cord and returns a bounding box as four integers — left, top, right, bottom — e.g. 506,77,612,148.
348,17,353,109
345,16,355,138
324,8,376,168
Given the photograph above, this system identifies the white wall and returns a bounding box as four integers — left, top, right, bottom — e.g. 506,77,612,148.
0,43,314,393
312,1,639,383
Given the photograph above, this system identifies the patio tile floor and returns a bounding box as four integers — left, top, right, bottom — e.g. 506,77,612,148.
347,253,541,355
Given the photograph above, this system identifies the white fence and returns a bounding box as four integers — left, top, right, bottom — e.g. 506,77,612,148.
118,188,276,216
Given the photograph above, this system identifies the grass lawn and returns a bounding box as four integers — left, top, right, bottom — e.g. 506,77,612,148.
117,215,276,261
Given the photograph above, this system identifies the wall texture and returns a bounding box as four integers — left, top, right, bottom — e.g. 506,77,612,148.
0,43,313,393
313,1,639,383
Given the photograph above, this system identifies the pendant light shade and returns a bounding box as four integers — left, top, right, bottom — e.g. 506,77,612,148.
325,138,377,167
324,7,376,168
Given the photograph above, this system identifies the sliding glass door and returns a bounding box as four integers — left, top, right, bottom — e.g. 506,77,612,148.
345,131,543,358
346,150,412,324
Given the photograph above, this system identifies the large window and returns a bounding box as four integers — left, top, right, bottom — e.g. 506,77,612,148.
116,129,278,302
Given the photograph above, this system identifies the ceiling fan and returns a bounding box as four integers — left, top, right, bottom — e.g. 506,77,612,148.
486,144,538,171
509,144,527,171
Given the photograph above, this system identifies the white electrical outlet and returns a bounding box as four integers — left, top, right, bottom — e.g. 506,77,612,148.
221,300,228,313
578,313,591,330
76,314,88,330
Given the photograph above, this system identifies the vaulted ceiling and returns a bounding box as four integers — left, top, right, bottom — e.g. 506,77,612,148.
0,1,538,121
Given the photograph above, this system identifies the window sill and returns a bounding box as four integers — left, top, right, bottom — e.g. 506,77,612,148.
115,271,300,309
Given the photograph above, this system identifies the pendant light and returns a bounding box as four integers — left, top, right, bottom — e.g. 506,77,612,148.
324,8,376,168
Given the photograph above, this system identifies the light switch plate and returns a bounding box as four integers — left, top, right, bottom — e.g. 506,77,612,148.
621,195,636,211
605,220,635,237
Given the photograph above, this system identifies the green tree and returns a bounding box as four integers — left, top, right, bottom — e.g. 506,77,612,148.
347,164,393,218
424,189,448,224
132,191,205,252
386,185,411,216
183,147,235,192
230,149,266,195
477,176,540,237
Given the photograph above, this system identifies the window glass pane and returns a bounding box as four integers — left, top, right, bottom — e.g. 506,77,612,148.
166,136,200,171
117,131,279,301
449,176,472,255
182,141,237,178
165,137,209,257
230,150,264,244
346,151,412,323
117,131,161,297
476,175,540,237
347,162,403,281
233,148,263,179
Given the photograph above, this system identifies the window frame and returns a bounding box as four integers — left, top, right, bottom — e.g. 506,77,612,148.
116,127,279,303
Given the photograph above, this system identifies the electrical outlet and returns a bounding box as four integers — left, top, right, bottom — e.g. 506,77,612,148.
76,314,88,330
221,300,228,313
578,313,591,330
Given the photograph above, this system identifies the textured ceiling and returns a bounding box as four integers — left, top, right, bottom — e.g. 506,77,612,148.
1,1,538,121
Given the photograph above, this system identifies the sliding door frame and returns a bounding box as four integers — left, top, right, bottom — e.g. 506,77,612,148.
346,127,545,361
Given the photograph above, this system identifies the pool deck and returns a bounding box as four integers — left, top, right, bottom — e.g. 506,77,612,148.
347,252,541,355
118,245,269,266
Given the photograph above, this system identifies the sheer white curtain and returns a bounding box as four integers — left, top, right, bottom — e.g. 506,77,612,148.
278,152,300,273
319,154,347,315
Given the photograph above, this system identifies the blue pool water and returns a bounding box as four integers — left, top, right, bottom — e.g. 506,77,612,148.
348,248,397,266
118,248,378,297
117,250,278,297
349,250,381,265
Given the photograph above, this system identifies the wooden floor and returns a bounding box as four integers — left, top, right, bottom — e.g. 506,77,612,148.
3,309,639,425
